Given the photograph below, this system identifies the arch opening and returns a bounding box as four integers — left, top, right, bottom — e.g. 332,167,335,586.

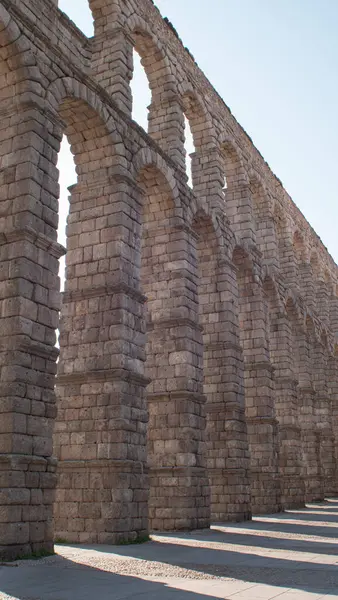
184,115,194,187
181,93,209,188
52,94,153,545
131,48,151,130
57,137,74,292
221,142,252,242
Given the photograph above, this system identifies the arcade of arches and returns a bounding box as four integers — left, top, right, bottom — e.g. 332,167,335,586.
0,0,337,559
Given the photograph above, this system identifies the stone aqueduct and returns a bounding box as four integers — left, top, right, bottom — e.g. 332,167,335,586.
0,0,337,559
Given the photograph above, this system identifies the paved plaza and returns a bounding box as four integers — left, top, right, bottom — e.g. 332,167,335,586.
0,499,337,600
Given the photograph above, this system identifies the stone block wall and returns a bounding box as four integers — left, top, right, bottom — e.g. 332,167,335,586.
0,0,336,558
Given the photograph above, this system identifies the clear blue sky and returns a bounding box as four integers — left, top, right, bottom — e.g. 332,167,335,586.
58,0,338,267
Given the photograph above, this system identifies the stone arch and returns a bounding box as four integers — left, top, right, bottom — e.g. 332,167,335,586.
285,292,302,321
191,207,224,294
133,158,210,532
329,276,338,337
298,313,323,501
191,209,251,522
305,313,317,339
44,79,126,240
248,170,276,261
44,79,125,280
309,253,332,326
324,268,332,287
284,294,305,387
279,294,306,507
136,160,179,313
89,6,175,122
310,252,320,306
180,87,222,197
180,85,215,151
305,311,316,331
188,200,228,260
322,270,333,325
132,147,180,212
52,81,153,544
220,136,255,245
312,326,336,496
273,200,291,274
262,272,283,381
46,77,122,142
0,5,39,72
284,293,304,381
265,285,305,509
249,170,270,216
128,18,175,105
126,15,188,170
310,251,320,277
293,230,306,264
263,272,283,314
219,135,247,189
291,229,307,300
0,6,43,161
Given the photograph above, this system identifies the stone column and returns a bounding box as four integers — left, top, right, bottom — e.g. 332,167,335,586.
299,386,322,501
145,223,210,531
329,294,338,335
316,276,330,327
148,96,186,171
0,102,65,559
278,233,299,292
226,183,256,246
312,341,335,496
235,258,280,514
54,175,149,544
298,262,315,309
191,146,226,212
202,258,251,522
91,29,133,115
298,329,322,501
256,214,279,269
271,311,305,508
328,355,338,495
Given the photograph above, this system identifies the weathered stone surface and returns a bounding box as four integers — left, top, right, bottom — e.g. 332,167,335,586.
0,0,336,560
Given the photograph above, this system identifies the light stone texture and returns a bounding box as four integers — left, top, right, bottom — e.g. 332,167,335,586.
0,0,337,559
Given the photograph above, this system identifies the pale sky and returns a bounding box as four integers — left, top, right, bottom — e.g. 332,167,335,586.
57,0,338,280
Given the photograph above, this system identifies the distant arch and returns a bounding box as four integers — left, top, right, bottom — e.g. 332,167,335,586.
46,78,125,195
129,20,175,104
249,171,274,256
310,252,320,277
180,86,215,150
46,78,122,144
293,230,306,264
132,147,181,212
219,135,247,189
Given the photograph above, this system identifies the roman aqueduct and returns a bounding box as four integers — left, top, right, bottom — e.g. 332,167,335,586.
0,0,337,558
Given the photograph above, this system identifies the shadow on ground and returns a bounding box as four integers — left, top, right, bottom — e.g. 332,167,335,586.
0,499,337,599
0,555,224,600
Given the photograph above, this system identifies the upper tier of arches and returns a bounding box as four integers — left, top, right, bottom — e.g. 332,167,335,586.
4,0,338,345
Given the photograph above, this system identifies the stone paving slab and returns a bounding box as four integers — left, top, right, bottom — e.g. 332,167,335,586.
0,500,337,600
